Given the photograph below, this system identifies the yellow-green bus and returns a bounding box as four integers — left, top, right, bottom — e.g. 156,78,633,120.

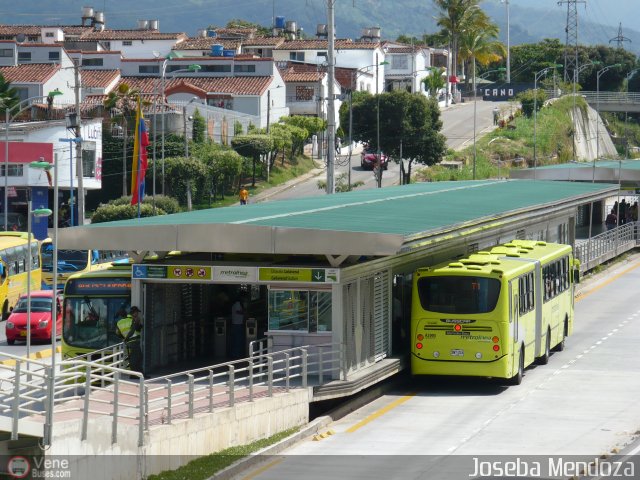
411,240,579,385
0,232,42,319
40,238,128,291
62,265,131,359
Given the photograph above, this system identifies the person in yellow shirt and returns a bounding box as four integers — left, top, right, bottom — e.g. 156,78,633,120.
239,186,249,205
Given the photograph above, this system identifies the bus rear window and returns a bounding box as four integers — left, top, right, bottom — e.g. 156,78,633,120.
417,275,501,314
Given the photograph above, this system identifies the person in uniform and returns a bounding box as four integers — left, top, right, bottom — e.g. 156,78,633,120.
116,306,143,372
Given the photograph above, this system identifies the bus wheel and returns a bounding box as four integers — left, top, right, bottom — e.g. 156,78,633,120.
508,348,524,386
538,329,551,365
555,320,567,352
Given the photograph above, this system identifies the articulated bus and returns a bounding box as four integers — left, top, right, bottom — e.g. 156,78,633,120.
411,240,580,385
0,232,41,319
40,238,128,290
62,265,131,359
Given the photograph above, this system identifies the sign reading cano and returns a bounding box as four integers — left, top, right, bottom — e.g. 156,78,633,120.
258,267,339,283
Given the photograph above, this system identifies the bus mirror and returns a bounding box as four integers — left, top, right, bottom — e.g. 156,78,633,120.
573,267,580,284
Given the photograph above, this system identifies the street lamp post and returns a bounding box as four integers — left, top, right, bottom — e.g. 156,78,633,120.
160,62,201,195
25,192,51,363
533,65,562,179
58,135,81,226
4,90,61,231
29,157,56,446
473,67,506,179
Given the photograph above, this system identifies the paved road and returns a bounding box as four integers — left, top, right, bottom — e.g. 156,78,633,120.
236,255,640,479
256,99,507,203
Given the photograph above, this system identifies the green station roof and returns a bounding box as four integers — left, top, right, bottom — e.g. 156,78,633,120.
510,160,640,183
58,180,616,257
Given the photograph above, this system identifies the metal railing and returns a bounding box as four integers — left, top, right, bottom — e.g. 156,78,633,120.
0,341,344,446
580,91,640,105
575,222,637,272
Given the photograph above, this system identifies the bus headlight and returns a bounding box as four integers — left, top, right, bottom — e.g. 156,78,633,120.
433,351,440,358
475,352,482,359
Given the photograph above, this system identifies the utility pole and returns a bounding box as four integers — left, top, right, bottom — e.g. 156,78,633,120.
558,0,585,84
609,23,631,50
73,58,84,226
325,0,336,194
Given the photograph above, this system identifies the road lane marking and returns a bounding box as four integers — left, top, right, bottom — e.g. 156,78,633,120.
346,393,416,433
577,259,640,302
239,457,283,480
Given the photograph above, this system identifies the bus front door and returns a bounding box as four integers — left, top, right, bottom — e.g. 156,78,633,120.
509,279,520,374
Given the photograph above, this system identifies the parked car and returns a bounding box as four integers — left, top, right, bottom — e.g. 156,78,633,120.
5,290,62,345
360,147,388,170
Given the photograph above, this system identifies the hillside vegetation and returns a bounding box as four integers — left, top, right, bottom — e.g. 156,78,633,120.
418,95,587,182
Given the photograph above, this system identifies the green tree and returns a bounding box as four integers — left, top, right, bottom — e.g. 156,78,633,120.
434,0,479,82
230,134,274,186
103,83,142,196
192,108,205,144
350,90,447,183
281,116,326,139
163,156,208,207
422,67,447,98
0,73,19,110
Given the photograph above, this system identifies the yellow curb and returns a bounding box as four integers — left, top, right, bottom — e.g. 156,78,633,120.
0,345,61,365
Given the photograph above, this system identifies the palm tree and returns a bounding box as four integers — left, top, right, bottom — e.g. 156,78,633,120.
434,0,480,91
0,73,20,111
457,8,506,92
422,67,447,98
104,83,141,196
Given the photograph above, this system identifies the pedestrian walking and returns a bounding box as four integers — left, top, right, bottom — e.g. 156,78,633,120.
492,107,500,126
239,186,249,205
335,137,342,155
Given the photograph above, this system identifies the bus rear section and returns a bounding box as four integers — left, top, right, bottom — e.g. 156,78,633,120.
411,268,517,380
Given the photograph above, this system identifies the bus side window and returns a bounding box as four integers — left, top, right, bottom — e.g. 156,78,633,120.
92,250,99,264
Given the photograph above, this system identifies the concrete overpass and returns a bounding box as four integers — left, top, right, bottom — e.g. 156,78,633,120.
580,91,640,113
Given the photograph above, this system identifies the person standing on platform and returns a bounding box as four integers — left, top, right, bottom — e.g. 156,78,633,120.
116,306,144,373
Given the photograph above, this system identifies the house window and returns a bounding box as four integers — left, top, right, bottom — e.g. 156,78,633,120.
102,41,111,50
49,51,60,61
82,143,96,177
200,65,231,73
289,52,305,62
233,64,255,73
391,55,408,70
18,52,31,62
295,85,314,101
45,32,54,38
138,65,160,74
122,40,133,46
0,49,13,57
14,87,28,102
0,164,24,176
82,58,104,67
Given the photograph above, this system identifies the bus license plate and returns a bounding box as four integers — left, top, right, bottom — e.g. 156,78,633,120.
450,349,464,356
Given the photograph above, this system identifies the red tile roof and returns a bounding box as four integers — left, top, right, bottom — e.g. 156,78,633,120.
118,75,273,96
0,25,92,36
175,38,240,50
242,37,285,47
0,63,59,83
276,39,380,50
81,69,120,88
281,71,323,82
81,30,188,41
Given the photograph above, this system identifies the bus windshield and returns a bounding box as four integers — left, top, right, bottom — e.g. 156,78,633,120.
417,275,501,314
41,243,89,273
63,296,129,350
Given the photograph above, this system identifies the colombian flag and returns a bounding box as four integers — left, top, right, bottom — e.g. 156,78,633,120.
130,97,149,206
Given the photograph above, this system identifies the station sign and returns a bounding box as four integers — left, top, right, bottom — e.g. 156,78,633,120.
258,267,339,283
132,265,340,284
132,264,212,280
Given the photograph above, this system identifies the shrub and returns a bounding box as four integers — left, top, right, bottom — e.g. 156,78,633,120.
91,203,166,224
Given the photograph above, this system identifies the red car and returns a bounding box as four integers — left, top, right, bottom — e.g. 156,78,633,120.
5,291,62,345
360,147,388,170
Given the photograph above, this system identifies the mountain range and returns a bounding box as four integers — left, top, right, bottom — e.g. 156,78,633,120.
1,0,638,55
